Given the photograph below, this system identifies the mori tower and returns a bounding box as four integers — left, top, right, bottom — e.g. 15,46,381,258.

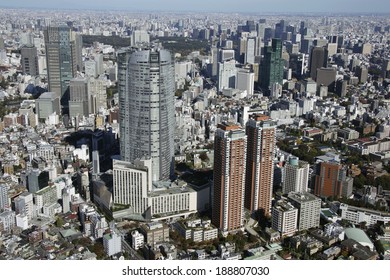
118,48,175,181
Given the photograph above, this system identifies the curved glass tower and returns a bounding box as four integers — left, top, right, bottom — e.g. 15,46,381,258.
119,48,175,181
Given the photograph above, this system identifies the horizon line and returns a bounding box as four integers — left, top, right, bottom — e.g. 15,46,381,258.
0,5,390,15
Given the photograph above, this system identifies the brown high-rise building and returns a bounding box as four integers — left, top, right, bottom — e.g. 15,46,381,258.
314,162,343,198
212,123,247,235
245,115,276,216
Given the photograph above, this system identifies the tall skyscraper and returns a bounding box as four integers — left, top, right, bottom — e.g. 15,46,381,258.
21,45,39,76
283,157,310,194
212,123,247,235
244,115,276,216
260,38,284,94
309,46,328,80
118,48,175,181
44,26,77,107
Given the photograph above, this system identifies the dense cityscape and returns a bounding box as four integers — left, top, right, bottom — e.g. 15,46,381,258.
0,5,390,261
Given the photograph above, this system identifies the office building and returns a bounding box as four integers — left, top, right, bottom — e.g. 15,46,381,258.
21,45,39,76
218,60,237,91
212,123,247,235
271,199,298,237
309,46,328,80
260,39,284,93
245,115,276,216
35,92,60,122
288,192,321,231
236,68,254,96
316,67,337,92
118,48,175,181
69,77,89,118
283,157,310,194
44,26,77,107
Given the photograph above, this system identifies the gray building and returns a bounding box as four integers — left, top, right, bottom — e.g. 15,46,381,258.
69,77,89,118
44,26,77,107
21,45,39,76
118,48,175,181
35,92,60,121
288,192,321,231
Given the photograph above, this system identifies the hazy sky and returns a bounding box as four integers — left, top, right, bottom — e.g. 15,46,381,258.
1,0,389,13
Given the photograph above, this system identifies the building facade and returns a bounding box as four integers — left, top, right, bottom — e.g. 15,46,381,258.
245,115,276,216
212,123,247,235
118,48,175,181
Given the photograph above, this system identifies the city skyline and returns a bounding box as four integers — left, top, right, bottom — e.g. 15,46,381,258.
1,0,390,14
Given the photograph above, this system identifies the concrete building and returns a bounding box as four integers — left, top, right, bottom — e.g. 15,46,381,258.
103,230,122,256
21,45,39,76
245,115,276,216
309,46,328,80
140,222,169,246
288,192,321,231
35,92,60,121
283,157,309,194
218,59,237,91
212,123,247,235
271,199,298,237
0,184,10,210
236,68,254,96
14,192,34,221
69,77,89,118
0,210,16,233
118,48,175,181
131,230,145,250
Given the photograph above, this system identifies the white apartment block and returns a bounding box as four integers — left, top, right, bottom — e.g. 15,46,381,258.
339,203,390,226
288,192,321,231
283,157,309,194
131,230,145,250
272,200,298,237
103,230,122,257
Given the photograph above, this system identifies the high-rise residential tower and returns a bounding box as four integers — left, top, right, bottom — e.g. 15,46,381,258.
283,157,310,194
245,114,276,216
44,26,77,107
118,48,175,181
212,123,247,235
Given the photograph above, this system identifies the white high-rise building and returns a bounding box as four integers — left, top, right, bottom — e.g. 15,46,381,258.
271,199,298,237
218,60,237,91
288,192,321,231
113,159,197,219
131,30,150,46
14,192,34,221
283,157,310,194
118,48,175,181
245,37,256,64
236,69,254,96
103,229,122,257
113,158,152,214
